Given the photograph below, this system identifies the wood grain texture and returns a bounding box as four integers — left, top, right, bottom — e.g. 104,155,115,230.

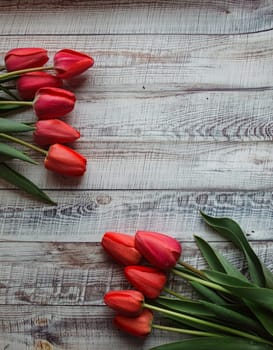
0,305,185,350
5,89,273,142
1,32,273,91
0,0,272,35
0,190,273,241
1,141,273,191
0,1,273,349
0,241,271,349
0,241,271,306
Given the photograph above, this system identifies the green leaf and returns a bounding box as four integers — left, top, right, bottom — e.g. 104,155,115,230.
200,300,267,336
200,211,273,288
190,281,228,304
204,270,273,313
245,301,273,337
0,163,56,205
0,84,19,100
0,117,35,133
157,296,265,336
0,142,37,164
201,270,273,334
149,337,273,350
194,235,247,281
156,297,215,318
152,299,228,334
204,270,255,288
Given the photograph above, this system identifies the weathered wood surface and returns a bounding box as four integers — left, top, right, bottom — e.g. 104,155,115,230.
1,32,273,91
0,1,273,349
0,305,184,350
1,190,273,241
0,0,272,34
2,141,273,191
0,241,271,349
0,241,271,306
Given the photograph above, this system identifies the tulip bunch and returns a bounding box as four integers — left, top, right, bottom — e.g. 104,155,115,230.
102,212,273,350
0,48,94,203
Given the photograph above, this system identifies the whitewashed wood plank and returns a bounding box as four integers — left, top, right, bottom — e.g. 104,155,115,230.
0,240,271,347
0,190,272,241
0,32,272,91
0,241,271,305
8,89,273,142
1,141,273,190
72,90,273,142
0,305,184,350
0,0,272,35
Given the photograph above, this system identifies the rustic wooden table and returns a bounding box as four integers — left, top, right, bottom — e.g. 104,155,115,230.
0,1,272,349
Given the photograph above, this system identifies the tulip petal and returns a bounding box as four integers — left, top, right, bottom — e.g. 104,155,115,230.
135,231,182,270
114,309,153,337
102,232,142,265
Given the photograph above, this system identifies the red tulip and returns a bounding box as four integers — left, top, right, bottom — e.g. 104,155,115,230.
34,119,80,146
33,87,76,119
101,232,142,266
5,47,49,72
135,231,182,271
54,49,94,79
44,144,86,176
16,72,63,100
124,266,167,299
104,290,144,316
114,309,153,338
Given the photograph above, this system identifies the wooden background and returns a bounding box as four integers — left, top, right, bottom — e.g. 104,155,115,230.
0,1,273,349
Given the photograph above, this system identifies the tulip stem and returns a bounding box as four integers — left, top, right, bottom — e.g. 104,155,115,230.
163,287,189,301
171,268,231,295
0,66,55,82
177,260,206,277
152,324,218,337
0,100,33,106
144,303,273,346
0,133,47,155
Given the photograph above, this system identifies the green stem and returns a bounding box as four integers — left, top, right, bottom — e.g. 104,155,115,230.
0,65,54,81
177,260,206,277
0,100,32,106
144,303,273,346
172,268,231,294
163,287,189,301
0,133,47,155
152,324,218,337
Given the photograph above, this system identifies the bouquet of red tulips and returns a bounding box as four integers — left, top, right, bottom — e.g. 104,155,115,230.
0,47,94,204
102,212,273,350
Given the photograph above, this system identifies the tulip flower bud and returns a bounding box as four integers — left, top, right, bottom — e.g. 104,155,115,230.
114,309,153,338
5,47,49,72
34,119,80,146
54,49,94,79
16,72,63,100
101,232,142,266
104,290,144,317
124,266,167,299
135,231,182,271
33,87,76,119
44,144,86,176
